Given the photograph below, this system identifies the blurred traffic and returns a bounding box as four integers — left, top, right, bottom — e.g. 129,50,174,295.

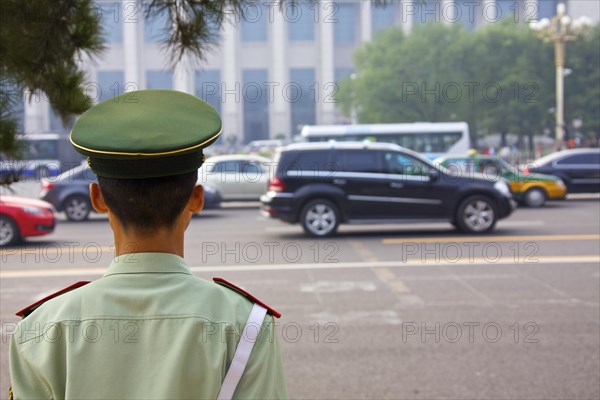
2,133,599,246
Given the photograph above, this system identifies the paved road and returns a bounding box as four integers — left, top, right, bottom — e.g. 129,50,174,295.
1,198,599,399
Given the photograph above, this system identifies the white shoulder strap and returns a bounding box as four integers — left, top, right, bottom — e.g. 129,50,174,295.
217,303,268,400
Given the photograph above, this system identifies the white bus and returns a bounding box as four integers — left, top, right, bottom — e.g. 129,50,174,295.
300,122,471,159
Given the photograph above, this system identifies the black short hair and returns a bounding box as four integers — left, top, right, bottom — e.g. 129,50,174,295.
97,170,198,234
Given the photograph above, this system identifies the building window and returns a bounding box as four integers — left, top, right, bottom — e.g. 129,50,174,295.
243,69,269,143
334,2,358,44
413,0,442,24
455,0,481,30
144,10,170,43
96,70,125,103
195,70,221,114
289,68,316,135
99,1,123,44
146,70,173,89
537,0,559,19
206,15,221,43
288,2,315,41
4,84,25,133
371,2,396,34
241,3,268,42
49,109,71,135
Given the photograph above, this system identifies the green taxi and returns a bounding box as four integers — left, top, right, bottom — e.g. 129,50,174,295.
436,153,567,207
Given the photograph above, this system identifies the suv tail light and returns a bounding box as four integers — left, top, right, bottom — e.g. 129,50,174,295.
41,180,55,191
268,176,285,192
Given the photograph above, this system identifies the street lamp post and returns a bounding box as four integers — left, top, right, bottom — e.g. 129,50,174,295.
350,73,358,125
530,3,590,150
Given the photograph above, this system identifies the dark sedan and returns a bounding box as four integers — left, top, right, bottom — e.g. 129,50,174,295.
41,164,221,221
524,149,600,194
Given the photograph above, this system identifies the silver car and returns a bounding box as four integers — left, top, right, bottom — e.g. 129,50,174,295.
198,155,272,201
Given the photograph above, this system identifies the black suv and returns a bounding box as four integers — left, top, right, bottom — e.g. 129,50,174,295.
261,142,516,237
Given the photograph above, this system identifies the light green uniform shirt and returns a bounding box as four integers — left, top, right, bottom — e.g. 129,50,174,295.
9,253,287,399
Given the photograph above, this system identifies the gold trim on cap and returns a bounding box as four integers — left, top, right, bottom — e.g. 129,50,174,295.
70,129,222,157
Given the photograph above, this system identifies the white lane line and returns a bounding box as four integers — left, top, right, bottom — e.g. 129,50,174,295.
1,255,599,279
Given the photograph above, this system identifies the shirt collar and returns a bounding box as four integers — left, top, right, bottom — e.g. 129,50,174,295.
104,252,192,277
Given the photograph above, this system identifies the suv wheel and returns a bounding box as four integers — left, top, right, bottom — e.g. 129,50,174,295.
523,187,546,207
0,216,20,246
63,195,91,221
300,199,340,237
455,195,497,233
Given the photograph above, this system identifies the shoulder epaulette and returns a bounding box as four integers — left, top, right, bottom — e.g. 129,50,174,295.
213,277,281,318
15,281,91,319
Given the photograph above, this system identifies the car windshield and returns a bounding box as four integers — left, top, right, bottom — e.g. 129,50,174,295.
495,158,516,174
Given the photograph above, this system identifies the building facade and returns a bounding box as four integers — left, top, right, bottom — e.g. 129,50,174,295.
11,0,600,146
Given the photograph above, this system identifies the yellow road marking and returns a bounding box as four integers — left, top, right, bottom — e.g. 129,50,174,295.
374,268,411,293
390,280,411,293
375,268,396,280
350,240,379,262
383,234,600,245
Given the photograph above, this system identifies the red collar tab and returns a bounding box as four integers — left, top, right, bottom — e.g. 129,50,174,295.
213,277,282,319
15,281,91,319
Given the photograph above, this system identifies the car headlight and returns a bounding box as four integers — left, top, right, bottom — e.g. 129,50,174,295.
22,206,45,215
556,179,566,188
493,181,511,197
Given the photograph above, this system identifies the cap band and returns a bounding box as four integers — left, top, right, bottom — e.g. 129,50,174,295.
89,151,205,179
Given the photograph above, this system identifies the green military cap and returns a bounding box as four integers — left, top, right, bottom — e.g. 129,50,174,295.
70,89,221,179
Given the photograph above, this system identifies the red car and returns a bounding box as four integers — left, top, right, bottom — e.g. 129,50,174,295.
0,196,55,246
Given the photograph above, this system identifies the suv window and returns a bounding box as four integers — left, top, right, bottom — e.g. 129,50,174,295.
383,152,429,176
278,150,333,173
556,153,600,165
336,150,382,173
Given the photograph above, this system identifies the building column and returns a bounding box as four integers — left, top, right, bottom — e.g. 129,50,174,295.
24,92,49,134
482,0,497,26
173,54,193,94
270,9,290,139
123,0,141,90
360,0,372,43
318,4,335,125
442,0,456,24
401,0,414,34
222,17,242,145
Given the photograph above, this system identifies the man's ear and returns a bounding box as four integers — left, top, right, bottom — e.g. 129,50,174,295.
89,183,109,214
187,185,204,214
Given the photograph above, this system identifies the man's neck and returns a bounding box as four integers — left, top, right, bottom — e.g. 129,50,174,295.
113,228,185,258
